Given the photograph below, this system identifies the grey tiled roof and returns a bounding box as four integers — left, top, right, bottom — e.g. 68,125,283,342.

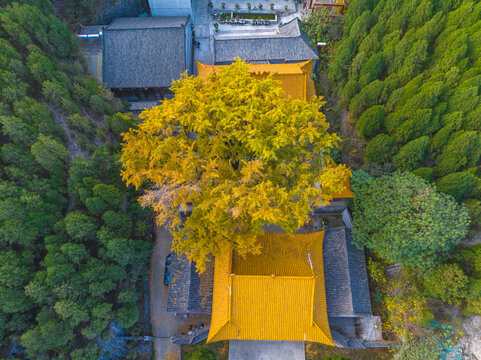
213,19,319,64
103,17,189,88
323,227,372,316
167,252,214,313
167,227,371,317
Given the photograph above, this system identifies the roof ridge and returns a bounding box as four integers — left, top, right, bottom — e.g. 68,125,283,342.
231,274,316,279
341,227,355,315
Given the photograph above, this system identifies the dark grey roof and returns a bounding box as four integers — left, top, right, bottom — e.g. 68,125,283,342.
323,227,372,316
106,16,188,30
213,19,319,64
167,226,372,317
167,252,214,314
103,16,189,88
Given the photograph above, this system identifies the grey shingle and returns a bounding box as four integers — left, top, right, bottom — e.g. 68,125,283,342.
213,19,318,64
167,252,214,313
345,229,372,315
323,227,372,316
167,252,191,312
168,227,371,317
323,227,354,316
103,17,189,88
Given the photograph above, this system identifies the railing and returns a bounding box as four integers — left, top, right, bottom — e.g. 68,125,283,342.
170,325,210,345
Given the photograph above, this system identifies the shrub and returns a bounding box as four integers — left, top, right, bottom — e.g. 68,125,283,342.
42,80,69,107
67,114,94,137
343,78,358,103
349,80,384,118
366,134,397,164
353,172,470,270
430,125,452,153
106,113,137,139
77,134,89,151
85,197,109,216
463,199,481,229
356,105,383,138
30,134,68,175
412,167,434,182
392,136,429,171
395,334,442,360
436,171,476,201
64,211,97,242
102,210,132,236
184,348,216,360
324,356,351,360
463,297,481,316
92,184,123,208
358,52,384,88
90,95,110,115
423,264,469,302
115,303,139,329
455,244,481,278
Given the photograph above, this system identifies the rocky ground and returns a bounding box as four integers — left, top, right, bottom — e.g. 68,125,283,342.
447,316,481,360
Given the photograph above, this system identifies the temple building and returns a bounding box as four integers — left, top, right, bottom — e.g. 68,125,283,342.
167,180,384,348
197,59,316,101
102,16,193,99
207,231,333,345
212,19,319,66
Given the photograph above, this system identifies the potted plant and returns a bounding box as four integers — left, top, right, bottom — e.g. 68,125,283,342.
221,2,225,8
213,22,219,31
235,3,239,8
247,2,251,9
208,1,213,8
284,4,288,10
258,3,263,9
270,3,274,9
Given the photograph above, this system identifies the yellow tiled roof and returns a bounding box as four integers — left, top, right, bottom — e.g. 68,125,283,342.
196,59,316,100
332,176,354,199
232,232,315,276
207,231,334,345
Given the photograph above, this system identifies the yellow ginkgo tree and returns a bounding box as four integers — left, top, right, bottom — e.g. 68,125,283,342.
120,59,350,271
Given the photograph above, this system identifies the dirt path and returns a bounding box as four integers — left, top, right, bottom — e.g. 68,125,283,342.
150,227,210,360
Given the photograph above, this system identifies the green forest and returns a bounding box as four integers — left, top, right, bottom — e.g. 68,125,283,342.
0,0,153,358
330,0,481,213
1,0,481,357
323,0,481,357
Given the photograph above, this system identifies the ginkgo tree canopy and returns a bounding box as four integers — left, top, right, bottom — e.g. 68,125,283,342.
120,59,350,271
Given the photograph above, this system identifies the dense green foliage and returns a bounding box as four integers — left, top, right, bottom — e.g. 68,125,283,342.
395,334,442,360
331,0,481,214
184,348,217,360
423,264,469,302
0,0,152,357
301,7,344,66
352,171,469,270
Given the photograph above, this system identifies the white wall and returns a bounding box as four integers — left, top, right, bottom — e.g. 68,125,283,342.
184,17,193,74
149,0,192,16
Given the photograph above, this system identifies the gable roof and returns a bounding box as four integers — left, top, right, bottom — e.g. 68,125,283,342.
207,232,333,345
213,19,318,65
196,59,316,100
102,16,189,88
167,252,214,314
323,228,372,316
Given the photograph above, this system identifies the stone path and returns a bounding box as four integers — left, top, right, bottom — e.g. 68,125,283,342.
229,340,305,360
150,227,210,360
